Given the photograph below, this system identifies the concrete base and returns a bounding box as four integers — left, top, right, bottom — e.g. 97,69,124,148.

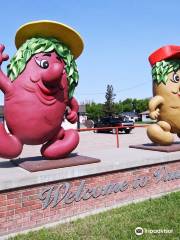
129,142,180,152
11,154,100,172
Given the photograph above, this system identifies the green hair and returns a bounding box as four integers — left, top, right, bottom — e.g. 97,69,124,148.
7,37,79,98
152,59,180,84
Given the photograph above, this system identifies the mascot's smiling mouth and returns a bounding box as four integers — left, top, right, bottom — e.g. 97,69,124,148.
37,80,59,96
36,81,58,105
171,91,180,96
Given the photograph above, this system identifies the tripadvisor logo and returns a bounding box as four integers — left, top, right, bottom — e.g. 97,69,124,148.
135,227,144,236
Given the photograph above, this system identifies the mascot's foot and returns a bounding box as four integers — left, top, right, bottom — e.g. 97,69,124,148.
0,123,23,158
41,129,79,159
147,121,173,145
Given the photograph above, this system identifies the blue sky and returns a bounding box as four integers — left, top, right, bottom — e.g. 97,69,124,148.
1,0,180,104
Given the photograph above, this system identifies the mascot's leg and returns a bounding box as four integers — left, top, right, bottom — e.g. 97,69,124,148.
0,123,23,158
147,121,173,145
41,127,79,159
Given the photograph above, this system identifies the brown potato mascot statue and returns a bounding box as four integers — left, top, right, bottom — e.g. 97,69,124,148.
147,45,180,145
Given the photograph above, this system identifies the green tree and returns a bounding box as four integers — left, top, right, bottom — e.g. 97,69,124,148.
103,84,116,116
86,102,104,121
121,98,149,113
114,101,123,114
133,98,149,113
122,98,133,112
85,97,149,121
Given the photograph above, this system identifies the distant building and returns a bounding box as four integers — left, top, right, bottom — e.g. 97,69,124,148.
62,104,87,129
140,110,153,122
78,104,87,125
0,105,4,122
121,111,139,122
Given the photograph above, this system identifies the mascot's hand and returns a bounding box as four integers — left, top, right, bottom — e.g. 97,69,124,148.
149,108,160,120
66,110,78,124
0,44,9,66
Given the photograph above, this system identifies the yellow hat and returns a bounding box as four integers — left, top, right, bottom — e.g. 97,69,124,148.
15,20,84,59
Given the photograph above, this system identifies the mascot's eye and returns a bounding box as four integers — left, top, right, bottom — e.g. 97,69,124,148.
35,58,49,69
172,73,180,83
40,60,49,69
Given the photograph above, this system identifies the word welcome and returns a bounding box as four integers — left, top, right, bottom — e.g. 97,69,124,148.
39,166,180,209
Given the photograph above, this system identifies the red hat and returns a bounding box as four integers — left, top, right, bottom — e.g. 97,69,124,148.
149,45,180,66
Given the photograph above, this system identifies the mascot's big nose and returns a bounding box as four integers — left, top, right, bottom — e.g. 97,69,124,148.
42,63,64,83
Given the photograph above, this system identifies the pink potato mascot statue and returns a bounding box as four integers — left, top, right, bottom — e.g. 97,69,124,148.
0,20,84,159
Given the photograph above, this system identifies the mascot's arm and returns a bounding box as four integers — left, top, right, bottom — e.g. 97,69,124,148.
0,44,12,94
149,95,164,120
66,97,79,124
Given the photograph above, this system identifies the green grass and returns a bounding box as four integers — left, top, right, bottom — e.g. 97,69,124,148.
9,191,180,240
135,121,154,124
